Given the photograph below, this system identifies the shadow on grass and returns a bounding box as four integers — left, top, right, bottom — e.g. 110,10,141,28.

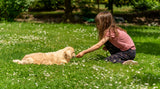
129,30,160,39
94,54,106,61
135,42,160,56
121,26,160,38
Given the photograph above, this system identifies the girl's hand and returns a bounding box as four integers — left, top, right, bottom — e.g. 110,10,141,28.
76,52,85,58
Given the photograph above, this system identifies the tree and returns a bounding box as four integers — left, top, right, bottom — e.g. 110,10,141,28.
0,0,31,21
64,0,73,22
105,0,131,14
108,0,113,14
97,0,100,12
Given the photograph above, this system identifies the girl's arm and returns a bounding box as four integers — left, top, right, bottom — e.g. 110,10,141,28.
76,37,109,58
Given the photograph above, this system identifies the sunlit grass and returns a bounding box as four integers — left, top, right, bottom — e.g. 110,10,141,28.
30,5,133,16
95,4,133,14
113,5,133,14
30,11,64,15
0,22,160,88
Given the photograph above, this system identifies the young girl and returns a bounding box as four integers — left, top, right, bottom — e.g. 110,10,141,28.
76,11,138,65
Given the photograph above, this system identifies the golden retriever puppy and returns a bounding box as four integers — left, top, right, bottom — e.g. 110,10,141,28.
13,47,75,65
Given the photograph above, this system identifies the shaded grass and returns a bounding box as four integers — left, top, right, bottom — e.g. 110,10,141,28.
0,22,160,88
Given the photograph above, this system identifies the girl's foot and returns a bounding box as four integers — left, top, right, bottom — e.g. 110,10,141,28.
123,60,138,65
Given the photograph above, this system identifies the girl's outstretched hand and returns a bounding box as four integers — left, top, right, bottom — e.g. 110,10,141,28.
76,52,84,58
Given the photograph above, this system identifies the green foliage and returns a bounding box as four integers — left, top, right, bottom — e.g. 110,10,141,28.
100,0,108,3
0,22,160,88
133,0,153,11
73,0,95,17
107,0,131,7
0,0,31,21
133,0,160,11
152,1,160,10
29,0,64,11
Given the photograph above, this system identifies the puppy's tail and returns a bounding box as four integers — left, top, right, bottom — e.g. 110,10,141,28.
13,59,23,64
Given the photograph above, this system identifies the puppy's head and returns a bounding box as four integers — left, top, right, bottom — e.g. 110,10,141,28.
64,47,75,61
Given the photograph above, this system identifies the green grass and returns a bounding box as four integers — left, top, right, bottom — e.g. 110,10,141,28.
0,22,160,89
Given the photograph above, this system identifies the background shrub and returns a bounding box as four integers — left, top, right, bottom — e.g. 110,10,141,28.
152,1,160,10
29,0,64,11
0,0,31,21
133,0,160,11
133,0,153,11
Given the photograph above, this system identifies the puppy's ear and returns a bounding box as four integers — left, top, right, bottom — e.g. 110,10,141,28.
64,50,72,60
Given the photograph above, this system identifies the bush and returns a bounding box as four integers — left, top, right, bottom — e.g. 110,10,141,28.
29,0,64,11
74,0,95,17
133,0,160,11
152,1,160,10
0,0,31,21
133,0,153,11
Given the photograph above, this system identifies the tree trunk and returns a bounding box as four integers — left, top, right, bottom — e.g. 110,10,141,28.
108,0,113,14
64,0,72,22
97,0,100,13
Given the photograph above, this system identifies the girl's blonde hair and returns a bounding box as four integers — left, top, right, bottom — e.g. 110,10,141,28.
95,11,126,40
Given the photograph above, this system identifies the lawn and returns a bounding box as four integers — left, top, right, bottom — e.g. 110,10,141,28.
0,22,160,89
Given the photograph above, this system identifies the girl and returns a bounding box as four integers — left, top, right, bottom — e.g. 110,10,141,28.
76,11,138,65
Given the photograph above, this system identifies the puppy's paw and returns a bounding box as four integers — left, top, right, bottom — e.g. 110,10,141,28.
13,60,22,64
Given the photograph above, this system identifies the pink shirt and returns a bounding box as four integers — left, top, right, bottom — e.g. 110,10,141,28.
105,29,136,51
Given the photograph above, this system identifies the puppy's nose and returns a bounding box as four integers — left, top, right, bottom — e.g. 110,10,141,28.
73,54,76,58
